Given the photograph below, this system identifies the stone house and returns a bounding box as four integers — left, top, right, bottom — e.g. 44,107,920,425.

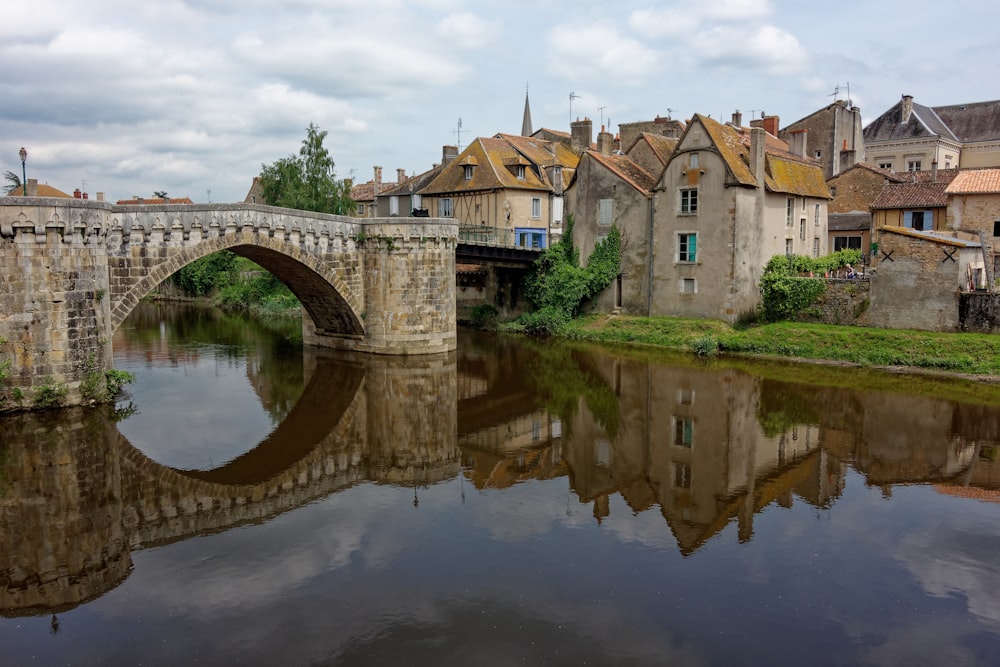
863,95,1000,172
649,114,831,323
374,147,456,218
350,166,405,218
567,129,661,314
825,163,906,256
869,226,986,331
870,169,960,251
623,132,678,182
945,168,1000,281
778,99,864,179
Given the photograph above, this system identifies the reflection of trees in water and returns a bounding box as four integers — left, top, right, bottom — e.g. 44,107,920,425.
515,338,619,439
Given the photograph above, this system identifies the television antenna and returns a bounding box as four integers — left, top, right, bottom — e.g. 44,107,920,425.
453,118,464,151
206,188,211,203
598,106,607,128
569,92,581,121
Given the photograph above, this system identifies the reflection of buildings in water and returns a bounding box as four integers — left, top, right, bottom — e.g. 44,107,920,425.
459,410,566,489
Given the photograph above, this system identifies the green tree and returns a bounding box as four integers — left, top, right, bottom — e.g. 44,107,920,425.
3,170,21,195
259,123,354,214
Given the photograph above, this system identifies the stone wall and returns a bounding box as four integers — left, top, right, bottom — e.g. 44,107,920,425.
798,278,873,326
959,292,1000,333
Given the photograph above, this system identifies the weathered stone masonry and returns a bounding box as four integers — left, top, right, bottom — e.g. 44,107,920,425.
0,198,457,407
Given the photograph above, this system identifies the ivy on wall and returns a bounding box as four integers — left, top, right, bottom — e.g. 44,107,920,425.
758,249,862,322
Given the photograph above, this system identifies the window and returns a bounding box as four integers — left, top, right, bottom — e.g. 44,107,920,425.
786,198,794,226
389,195,399,216
516,165,526,179
834,236,862,251
463,165,474,180
878,160,893,170
598,198,613,225
516,228,546,249
412,194,422,210
813,237,820,257
814,149,822,158
814,204,820,226
673,462,691,488
905,210,928,231
440,198,453,217
674,417,694,448
689,152,699,168
785,238,793,256
907,160,922,172
356,203,366,216
800,219,806,241
596,439,611,467
531,197,541,219
552,196,563,224
676,388,695,405
801,197,806,211
681,278,696,294
678,233,697,262
994,221,1000,237
680,188,698,214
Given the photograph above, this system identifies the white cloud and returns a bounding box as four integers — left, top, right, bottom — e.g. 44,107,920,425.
547,24,662,86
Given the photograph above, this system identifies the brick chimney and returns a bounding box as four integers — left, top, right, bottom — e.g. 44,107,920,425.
731,110,743,127
901,94,913,123
397,168,407,183
373,166,382,196
442,145,458,166
750,127,766,187
571,117,593,154
751,115,779,136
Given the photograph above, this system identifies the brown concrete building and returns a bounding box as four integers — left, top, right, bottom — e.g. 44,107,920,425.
779,99,864,179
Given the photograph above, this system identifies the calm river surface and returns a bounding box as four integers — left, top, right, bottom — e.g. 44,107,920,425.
3,302,1000,666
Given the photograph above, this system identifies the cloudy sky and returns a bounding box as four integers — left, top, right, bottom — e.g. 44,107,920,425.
3,0,997,203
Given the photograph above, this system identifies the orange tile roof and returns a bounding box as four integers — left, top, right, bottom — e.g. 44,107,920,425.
945,168,1000,194
37,184,72,197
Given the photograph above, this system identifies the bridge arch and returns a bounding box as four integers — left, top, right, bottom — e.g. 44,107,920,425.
110,234,364,339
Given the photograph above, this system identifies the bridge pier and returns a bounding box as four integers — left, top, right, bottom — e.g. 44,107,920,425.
0,199,457,411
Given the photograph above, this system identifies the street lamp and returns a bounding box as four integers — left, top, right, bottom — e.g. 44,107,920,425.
19,147,27,196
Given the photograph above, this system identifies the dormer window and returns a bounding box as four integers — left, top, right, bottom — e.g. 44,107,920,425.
463,164,474,180
516,165,526,179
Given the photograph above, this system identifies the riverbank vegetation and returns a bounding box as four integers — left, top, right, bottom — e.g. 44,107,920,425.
561,315,1000,378
170,251,301,319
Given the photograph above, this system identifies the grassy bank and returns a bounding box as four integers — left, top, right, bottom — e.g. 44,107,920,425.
561,315,1000,379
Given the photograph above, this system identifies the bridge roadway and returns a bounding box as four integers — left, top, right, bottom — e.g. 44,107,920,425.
0,197,545,408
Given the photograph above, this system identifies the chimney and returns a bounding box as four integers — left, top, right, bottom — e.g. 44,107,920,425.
931,158,938,182
750,127,765,188
26,178,38,197
789,129,808,158
442,145,458,166
397,168,407,184
82,192,88,200
96,192,105,202
597,125,614,155
751,115,779,136
74,188,82,199
901,94,913,123
570,117,593,154
373,166,382,196
731,110,743,127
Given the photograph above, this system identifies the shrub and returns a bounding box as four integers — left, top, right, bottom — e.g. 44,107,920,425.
469,304,499,330
34,377,67,409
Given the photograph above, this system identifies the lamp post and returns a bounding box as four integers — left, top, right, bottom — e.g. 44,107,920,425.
19,147,27,196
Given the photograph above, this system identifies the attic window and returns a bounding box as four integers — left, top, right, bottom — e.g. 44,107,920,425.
516,165,526,179
463,165,474,180
689,153,699,168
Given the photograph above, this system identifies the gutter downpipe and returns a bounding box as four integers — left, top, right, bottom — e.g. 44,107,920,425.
647,192,655,316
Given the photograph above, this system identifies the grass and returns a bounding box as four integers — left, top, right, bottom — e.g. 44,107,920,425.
562,315,1000,378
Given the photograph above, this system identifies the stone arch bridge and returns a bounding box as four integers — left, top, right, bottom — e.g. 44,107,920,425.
0,197,458,407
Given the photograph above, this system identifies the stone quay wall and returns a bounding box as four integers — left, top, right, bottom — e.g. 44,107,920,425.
797,278,873,326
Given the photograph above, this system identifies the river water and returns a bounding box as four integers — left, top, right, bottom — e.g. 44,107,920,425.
2,302,1000,666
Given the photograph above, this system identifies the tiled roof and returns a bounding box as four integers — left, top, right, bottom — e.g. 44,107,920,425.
379,164,443,197
351,179,399,203
693,114,830,198
945,168,1000,194
630,132,678,165
421,137,552,195
584,151,658,195
832,162,907,183
870,169,960,209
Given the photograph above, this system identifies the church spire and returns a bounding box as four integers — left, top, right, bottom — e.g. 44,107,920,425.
521,84,533,137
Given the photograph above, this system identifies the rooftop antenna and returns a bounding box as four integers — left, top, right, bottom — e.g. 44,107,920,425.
206,188,211,203
598,106,607,128
664,107,676,120
453,117,464,152
569,92,581,122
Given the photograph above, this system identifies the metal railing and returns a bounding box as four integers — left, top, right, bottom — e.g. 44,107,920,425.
457,224,545,250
